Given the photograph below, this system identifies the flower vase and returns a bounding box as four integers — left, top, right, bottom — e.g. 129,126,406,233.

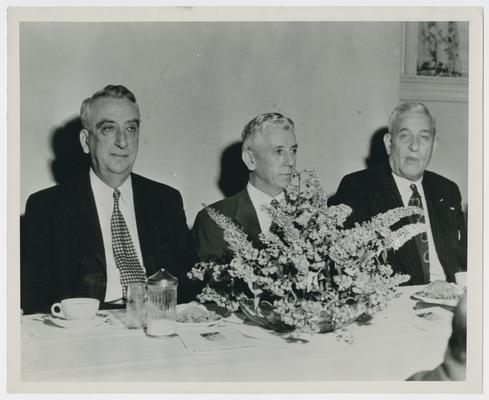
239,299,368,333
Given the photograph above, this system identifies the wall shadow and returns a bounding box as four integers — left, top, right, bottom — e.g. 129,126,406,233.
50,117,90,184
21,117,89,282
217,141,249,197
328,126,389,201
365,127,388,169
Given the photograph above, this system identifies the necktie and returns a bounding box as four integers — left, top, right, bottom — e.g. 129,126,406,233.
111,189,147,298
408,184,430,283
268,199,280,232
270,199,280,208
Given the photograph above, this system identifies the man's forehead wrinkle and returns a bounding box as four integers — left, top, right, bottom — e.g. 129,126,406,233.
90,103,139,122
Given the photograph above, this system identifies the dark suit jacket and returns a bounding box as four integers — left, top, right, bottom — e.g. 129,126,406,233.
192,188,261,261
329,164,467,285
21,173,198,314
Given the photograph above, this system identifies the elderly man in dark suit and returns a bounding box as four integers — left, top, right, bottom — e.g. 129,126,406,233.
21,85,197,314
193,112,298,261
330,102,466,285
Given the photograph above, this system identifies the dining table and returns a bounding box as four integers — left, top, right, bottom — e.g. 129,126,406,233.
20,285,455,383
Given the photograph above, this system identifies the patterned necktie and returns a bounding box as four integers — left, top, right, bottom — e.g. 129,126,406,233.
268,199,280,232
408,183,430,283
270,199,280,208
111,189,147,298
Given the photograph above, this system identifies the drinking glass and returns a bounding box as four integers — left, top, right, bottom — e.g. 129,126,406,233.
125,283,147,329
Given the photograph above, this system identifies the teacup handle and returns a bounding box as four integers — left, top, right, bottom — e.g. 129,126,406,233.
51,302,64,318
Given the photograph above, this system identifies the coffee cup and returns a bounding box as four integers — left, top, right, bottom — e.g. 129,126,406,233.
455,271,467,289
51,298,99,320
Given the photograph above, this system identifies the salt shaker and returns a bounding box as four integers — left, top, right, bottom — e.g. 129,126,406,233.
145,268,178,337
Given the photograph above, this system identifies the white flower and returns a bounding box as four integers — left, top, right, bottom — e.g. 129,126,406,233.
189,169,419,340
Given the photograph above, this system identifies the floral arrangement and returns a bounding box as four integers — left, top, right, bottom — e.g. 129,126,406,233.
189,170,424,336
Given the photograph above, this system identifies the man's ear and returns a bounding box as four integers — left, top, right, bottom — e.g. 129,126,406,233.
79,129,90,154
242,148,256,171
383,133,392,155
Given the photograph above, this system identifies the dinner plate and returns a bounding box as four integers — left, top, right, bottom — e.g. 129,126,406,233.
411,291,460,307
46,313,109,329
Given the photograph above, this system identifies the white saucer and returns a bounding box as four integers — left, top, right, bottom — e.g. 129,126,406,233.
46,313,109,329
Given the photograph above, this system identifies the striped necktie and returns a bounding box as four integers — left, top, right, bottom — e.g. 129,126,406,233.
111,189,147,298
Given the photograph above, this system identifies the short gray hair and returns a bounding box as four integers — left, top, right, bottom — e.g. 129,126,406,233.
80,85,138,130
388,102,436,136
241,112,295,149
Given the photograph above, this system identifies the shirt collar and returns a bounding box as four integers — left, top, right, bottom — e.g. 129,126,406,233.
246,182,284,206
90,169,133,202
117,174,133,201
391,171,423,194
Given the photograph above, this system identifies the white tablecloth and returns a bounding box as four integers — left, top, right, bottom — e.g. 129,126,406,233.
21,285,454,382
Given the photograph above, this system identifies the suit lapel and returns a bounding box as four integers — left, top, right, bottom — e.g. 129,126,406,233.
131,173,157,274
69,175,106,270
378,165,425,284
377,164,404,209
234,188,262,245
422,172,445,263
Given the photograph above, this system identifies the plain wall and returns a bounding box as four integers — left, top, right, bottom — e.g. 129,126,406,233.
416,100,468,210
19,22,468,224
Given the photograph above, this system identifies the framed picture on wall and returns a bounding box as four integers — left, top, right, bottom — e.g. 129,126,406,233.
400,22,468,103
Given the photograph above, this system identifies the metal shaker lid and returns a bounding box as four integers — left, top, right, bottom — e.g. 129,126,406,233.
147,268,178,287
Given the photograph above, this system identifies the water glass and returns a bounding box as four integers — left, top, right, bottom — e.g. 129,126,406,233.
125,283,147,329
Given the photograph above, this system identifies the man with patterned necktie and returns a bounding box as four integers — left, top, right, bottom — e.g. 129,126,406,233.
21,85,198,314
329,102,466,285
193,112,298,262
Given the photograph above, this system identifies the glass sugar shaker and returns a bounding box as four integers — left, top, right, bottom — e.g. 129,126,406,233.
145,268,178,337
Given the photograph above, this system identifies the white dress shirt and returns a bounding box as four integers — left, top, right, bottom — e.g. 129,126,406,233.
391,173,446,282
246,182,284,233
90,170,145,302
